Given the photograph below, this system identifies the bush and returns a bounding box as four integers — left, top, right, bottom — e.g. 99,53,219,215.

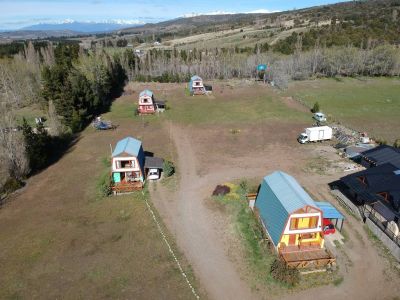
393,139,400,148
98,172,112,197
270,258,300,286
212,185,231,196
163,160,175,177
311,102,320,113
1,177,24,195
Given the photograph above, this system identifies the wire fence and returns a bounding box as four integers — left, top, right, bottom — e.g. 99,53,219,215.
143,192,200,299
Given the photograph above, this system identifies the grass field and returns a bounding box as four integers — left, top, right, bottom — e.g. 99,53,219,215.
285,77,400,143
0,100,201,299
3,77,400,299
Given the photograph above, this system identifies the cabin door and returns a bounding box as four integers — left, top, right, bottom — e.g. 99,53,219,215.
288,235,296,246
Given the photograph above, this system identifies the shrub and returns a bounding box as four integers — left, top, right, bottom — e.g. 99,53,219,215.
98,172,112,197
163,160,175,177
311,102,320,113
270,258,300,286
1,177,24,195
375,138,387,145
212,185,231,196
393,139,400,148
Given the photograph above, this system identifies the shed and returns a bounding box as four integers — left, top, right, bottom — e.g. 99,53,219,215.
315,201,345,231
112,136,145,177
189,75,205,95
144,156,164,170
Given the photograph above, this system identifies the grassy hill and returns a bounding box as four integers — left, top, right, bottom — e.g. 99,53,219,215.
117,0,400,52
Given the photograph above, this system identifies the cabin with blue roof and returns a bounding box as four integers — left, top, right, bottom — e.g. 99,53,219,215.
111,136,145,193
138,89,156,114
189,75,205,95
254,171,335,268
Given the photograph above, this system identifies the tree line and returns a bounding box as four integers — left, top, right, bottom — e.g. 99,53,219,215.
0,41,127,193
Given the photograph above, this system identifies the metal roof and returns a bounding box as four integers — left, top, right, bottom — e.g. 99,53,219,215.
190,75,202,81
361,145,400,168
315,202,344,220
341,163,400,211
112,137,142,157
144,156,164,169
255,171,318,246
139,89,153,98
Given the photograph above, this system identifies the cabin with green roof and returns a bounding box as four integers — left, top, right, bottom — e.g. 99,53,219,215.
255,171,335,268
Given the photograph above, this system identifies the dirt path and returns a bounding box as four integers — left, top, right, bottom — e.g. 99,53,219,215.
150,125,258,300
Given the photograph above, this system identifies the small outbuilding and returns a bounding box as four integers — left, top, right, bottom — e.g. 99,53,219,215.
189,75,206,95
111,136,145,193
138,90,156,114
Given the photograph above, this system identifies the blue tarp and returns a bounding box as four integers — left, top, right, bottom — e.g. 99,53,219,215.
315,202,345,220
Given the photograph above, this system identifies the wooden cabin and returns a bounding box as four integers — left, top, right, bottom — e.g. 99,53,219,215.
138,90,156,114
189,75,205,95
254,171,335,268
111,137,145,194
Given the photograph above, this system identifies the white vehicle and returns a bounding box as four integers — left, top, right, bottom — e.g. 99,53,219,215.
147,168,160,180
298,126,333,144
313,112,327,123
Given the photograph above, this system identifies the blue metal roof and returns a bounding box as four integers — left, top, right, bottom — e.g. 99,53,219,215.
315,202,345,220
255,171,318,246
139,90,153,98
190,75,202,81
112,137,142,157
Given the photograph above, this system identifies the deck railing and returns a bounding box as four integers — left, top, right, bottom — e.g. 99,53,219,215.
112,182,143,193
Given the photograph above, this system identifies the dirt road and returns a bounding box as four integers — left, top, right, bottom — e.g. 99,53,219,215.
150,124,264,300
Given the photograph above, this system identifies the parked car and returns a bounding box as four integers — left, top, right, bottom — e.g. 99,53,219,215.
313,112,327,123
323,219,336,235
147,168,160,180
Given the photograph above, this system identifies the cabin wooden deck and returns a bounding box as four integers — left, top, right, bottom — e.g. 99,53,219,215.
279,246,335,268
112,181,143,194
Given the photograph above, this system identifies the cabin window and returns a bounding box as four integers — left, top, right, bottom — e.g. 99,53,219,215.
143,98,149,103
290,216,319,230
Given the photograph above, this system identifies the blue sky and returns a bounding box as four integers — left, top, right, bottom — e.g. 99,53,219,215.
0,0,348,30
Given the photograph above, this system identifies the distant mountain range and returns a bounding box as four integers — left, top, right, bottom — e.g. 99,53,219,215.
21,20,144,33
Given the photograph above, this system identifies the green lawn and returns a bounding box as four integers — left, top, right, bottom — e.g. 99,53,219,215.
164,86,309,125
285,77,400,143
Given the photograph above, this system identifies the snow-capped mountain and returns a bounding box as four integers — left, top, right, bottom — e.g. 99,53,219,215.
181,9,277,18
21,19,145,33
